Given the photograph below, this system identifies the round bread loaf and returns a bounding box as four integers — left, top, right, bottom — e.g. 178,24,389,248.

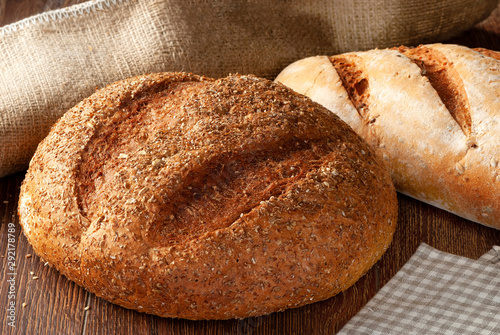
18,72,397,320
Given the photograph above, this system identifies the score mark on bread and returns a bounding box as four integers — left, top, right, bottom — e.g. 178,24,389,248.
18,72,397,319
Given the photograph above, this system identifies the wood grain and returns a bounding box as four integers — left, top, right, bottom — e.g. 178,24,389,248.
1,1,500,334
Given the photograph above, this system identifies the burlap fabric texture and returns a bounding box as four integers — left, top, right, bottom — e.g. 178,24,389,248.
0,0,498,177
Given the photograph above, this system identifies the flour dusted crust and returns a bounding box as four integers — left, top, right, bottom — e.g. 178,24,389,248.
276,43,500,229
18,72,397,319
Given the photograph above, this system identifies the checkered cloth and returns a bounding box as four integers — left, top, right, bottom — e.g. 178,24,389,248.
338,243,500,335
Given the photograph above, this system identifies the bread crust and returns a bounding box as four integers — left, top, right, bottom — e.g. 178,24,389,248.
18,72,397,319
276,43,500,229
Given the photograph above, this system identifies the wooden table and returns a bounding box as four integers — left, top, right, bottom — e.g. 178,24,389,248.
1,1,500,334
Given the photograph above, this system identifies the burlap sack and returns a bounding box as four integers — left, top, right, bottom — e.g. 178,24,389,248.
0,0,498,177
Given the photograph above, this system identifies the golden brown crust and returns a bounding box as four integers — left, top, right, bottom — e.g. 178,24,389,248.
276,43,500,229
18,72,397,319
396,45,473,138
474,47,500,60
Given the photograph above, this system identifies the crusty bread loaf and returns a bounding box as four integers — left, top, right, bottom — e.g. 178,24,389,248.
275,43,500,229
18,72,397,320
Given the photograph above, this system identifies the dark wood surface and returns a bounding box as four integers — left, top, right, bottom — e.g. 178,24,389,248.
1,1,500,334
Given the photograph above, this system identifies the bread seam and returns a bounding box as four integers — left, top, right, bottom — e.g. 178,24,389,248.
397,45,474,142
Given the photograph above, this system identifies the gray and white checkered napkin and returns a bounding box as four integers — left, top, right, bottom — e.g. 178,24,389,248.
338,243,500,335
